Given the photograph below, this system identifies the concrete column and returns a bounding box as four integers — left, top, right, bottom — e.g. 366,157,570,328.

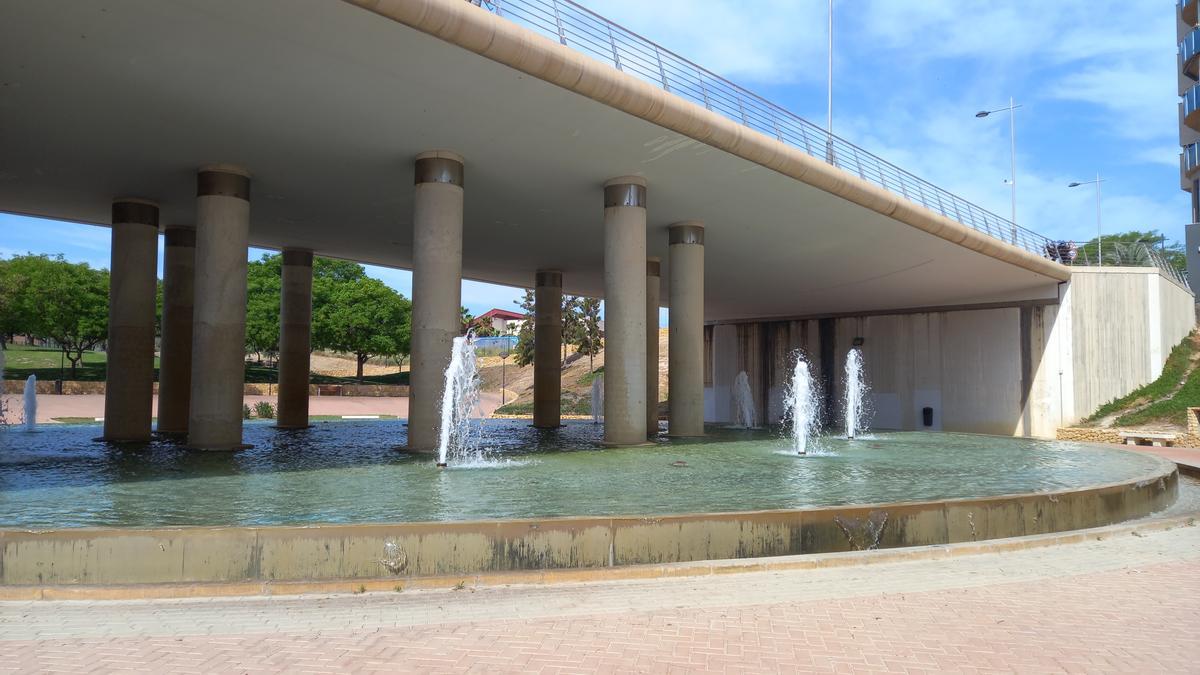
156,225,195,436
277,249,313,429
188,165,252,451
646,258,661,436
533,270,563,429
101,199,160,442
668,222,705,437
408,151,464,452
602,176,648,445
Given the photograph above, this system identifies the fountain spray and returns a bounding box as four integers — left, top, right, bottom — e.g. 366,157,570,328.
844,348,866,440
785,354,820,455
435,334,482,467
23,374,37,432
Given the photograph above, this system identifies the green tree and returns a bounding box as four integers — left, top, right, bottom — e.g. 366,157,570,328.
7,254,108,377
460,306,473,335
0,257,33,349
314,275,411,381
1075,230,1184,271
561,295,583,366
245,254,282,362
513,290,536,367
576,297,603,373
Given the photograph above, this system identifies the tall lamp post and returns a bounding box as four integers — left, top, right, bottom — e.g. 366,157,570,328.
827,0,833,135
499,326,512,406
823,0,835,165
975,98,1021,244
1068,174,1104,267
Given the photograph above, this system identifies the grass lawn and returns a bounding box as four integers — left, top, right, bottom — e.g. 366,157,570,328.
4,344,409,385
496,392,592,416
2,344,117,381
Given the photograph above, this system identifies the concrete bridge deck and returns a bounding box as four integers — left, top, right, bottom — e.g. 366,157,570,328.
0,0,1066,322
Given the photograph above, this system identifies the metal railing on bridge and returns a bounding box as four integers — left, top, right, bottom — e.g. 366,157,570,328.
466,0,1056,259
1045,240,1189,286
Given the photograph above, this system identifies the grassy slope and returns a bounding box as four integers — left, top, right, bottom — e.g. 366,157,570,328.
3,344,409,385
1081,331,1200,428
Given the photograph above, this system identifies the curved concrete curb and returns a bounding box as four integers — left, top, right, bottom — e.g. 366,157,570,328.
0,458,1178,597
342,0,1069,282
2,510,1193,602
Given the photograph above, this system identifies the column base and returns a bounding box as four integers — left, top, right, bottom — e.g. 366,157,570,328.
667,432,707,438
602,440,657,448
153,430,188,440
273,423,312,430
93,436,153,445
183,443,255,452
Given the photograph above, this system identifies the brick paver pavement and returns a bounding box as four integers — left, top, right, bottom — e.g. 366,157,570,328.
2,524,1198,673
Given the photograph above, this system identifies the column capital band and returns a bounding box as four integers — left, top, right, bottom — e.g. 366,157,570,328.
604,176,647,208
164,226,196,248
646,258,661,277
669,221,705,246
414,151,465,187
282,249,314,267
111,198,159,227
535,270,562,287
197,165,251,201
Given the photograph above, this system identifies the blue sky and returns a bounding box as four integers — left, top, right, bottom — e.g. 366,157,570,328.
1,1,1186,317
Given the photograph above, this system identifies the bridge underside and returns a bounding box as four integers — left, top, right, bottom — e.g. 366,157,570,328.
0,0,1062,322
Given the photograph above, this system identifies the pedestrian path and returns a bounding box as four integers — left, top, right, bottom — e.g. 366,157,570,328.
2,521,1198,673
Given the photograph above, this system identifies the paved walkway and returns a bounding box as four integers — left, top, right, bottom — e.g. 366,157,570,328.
1,393,504,424
1130,445,1200,474
2,524,1198,673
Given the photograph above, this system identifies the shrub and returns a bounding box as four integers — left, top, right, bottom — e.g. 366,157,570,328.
242,403,252,420
254,401,276,419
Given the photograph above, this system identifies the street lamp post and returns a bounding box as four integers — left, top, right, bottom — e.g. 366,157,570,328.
975,98,1022,244
499,328,511,406
827,0,833,136
1068,174,1104,267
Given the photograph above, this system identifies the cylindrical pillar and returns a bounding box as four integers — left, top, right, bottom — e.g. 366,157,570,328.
277,249,313,429
102,199,160,442
668,222,705,437
156,225,195,436
408,151,464,452
533,270,563,429
187,165,252,451
646,258,661,436
602,176,648,446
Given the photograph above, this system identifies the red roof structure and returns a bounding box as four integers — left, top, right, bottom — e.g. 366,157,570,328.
478,308,525,321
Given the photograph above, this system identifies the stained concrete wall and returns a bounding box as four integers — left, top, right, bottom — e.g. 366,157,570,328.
705,267,1194,436
1069,268,1195,420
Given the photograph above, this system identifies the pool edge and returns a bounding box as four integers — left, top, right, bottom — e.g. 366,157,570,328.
0,456,1179,590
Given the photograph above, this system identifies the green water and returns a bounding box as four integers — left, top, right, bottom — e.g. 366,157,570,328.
0,420,1167,528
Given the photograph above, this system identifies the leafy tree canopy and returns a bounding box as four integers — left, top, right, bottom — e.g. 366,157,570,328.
2,254,108,376
1074,230,1184,272
314,273,411,381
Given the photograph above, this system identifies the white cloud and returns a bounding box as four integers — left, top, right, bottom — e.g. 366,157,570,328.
581,0,827,83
